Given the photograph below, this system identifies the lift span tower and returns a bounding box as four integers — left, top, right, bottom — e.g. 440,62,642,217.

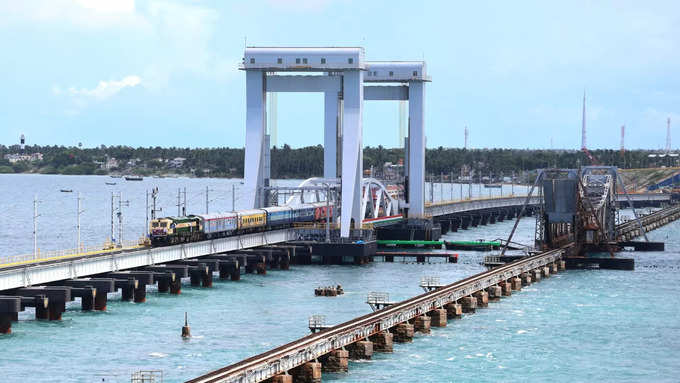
240,47,430,237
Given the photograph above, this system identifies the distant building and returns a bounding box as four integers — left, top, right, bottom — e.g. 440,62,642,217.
4,153,42,163
169,157,186,168
102,157,119,170
382,161,404,181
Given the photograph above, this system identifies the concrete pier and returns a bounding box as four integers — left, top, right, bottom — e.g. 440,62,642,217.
542,266,551,278
511,277,522,291
15,286,72,320
499,281,512,296
429,308,447,327
445,302,463,319
347,340,373,360
520,272,532,286
290,361,322,383
473,290,489,307
369,331,394,352
107,271,155,303
265,374,292,383
391,323,414,342
487,285,502,301
531,269,542,282
0,296,21,333
70,287,96,311
461,296,477,313
413,315,431,333
320,349,348,372
63,278,115,310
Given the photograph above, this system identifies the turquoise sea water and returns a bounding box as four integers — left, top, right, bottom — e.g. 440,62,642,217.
1,175,677,382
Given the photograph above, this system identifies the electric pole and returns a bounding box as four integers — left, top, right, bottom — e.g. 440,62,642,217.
232,183,236,211
77,192,85,251
151,187,161,220
33,195,40,259
116,192,130,247
177,188,181,216
183,187,187,216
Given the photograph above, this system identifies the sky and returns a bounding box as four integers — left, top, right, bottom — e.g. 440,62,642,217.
0,0,678,150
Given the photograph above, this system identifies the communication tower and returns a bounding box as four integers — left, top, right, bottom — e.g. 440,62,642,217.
464,126,469,149
20,133,25,151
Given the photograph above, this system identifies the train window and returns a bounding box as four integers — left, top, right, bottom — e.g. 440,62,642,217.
348,58,353,64
389,71,394,77
296,58,301,64
161,222,167,228
413,71,417,76
302,58,308,64
321,58,326,64
152,222,159,228
277,58,282,64
250,58,255,64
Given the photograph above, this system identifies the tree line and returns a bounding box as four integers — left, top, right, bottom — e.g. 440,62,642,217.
0,144,673,178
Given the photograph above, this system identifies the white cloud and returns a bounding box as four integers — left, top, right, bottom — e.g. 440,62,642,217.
66,75,142,100
266,0,340,12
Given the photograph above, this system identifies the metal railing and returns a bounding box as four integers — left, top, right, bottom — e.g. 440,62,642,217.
0,238,146,269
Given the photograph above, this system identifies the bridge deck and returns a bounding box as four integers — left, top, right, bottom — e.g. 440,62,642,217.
0,229,296,291
188,247,567,383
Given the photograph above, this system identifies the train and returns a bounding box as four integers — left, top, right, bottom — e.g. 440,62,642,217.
149,202,335,246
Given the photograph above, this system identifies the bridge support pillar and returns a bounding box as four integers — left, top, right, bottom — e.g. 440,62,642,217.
558,260,566,270
531,269,542,282
412,315,431,334
320,349,348,373
347,340,373,360
369,331,394,352
487,285,502,301
473,290,489,307
407,80,426,219
520,272,532,286
391,323,414,342
499,281,512,296
461,296,477,313
542,266,551,278
550,263,559,274
429,308,447,327
445,302,462,319
340,70,364,237
511,277,522,291
291,361,322,383
266,374,292,383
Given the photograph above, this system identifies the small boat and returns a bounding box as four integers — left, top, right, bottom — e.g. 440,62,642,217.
60,189,73,193
105,182,117,185
110,175,122,178
483,184,503,189
124,175,143,181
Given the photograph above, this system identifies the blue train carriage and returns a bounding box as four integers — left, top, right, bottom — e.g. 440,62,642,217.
292,203,317,223
237,209,267,233
195,212,238,239
262,206,294,229
149,215,202,245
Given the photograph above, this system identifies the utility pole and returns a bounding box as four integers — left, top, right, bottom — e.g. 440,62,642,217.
440,172,444,202
450,171,454,201
206,186,209,214
111,192,115,243
232,183,236,211
77,192,84,251
177,188,181,216
33,195,40,259
151,187,161,220
117,192,129,247
146,190,149,234
183,187,187,216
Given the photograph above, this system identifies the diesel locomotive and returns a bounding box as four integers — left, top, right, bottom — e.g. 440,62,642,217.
149,202,335,246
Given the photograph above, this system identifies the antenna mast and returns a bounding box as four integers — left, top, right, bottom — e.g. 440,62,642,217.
666,117,672,153
581,91,587,150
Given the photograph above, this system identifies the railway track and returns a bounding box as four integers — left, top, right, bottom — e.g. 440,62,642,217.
188,246,568,383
